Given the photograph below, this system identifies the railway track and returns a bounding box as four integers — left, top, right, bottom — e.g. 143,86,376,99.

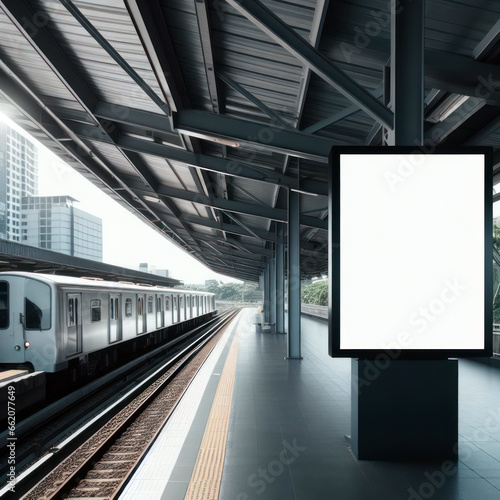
0,308,240,499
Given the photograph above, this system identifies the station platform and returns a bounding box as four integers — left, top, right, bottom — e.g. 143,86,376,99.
120,308,500,500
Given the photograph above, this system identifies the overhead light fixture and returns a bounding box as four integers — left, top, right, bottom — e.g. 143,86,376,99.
143,195,161,203
426,94,470,123
177,129,240,148
291,188,319,197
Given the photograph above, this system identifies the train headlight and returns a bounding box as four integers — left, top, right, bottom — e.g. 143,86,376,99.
24,341,31,349
14,345,21,351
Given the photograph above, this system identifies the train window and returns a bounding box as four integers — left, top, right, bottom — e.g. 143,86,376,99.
173,297,177,309
110,298,119,320
68,298,75,327
165,296,170,310
179,295,183,307
91,299,101,322
148,296,153,314
137,297,144,316
0,282,8,329
125,299,133,317
157,297,162,312
25,279,51,330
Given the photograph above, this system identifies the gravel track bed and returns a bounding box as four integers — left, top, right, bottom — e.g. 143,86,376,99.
22,322,228,500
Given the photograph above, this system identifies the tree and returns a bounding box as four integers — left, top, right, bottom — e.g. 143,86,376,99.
301,280,328,306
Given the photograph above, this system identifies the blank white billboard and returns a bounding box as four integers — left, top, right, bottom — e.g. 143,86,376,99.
329,148,492,358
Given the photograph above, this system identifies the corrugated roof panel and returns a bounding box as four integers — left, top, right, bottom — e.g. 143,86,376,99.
85,139,137,177
168,161,201,192
161,0,212,111
0,8,87,113
210,1,313,125
137,153,187,190
37,0,165,114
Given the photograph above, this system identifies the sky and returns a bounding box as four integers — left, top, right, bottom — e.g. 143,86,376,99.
0,112,241,284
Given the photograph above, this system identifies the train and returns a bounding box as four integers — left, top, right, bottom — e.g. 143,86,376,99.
0,272,216,377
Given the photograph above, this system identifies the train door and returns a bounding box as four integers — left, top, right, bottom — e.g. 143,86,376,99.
137,294,146,334
67,293,82,356
109,294,122,343
156,294,164,329
173,295,178,323
165,295,171,326
178,295,184,322
0,277,24,366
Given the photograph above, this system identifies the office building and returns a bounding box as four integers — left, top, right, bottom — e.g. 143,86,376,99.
0,122,38,242
21,195,103,262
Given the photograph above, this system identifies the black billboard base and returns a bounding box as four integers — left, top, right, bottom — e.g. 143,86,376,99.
351,359,458,461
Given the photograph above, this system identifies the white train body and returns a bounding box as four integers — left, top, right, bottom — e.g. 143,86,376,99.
0,272,215,373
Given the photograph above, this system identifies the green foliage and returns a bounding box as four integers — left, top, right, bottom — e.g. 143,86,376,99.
180,282,262,302
494,288,500,324
301,280,328,306
494,225,500,254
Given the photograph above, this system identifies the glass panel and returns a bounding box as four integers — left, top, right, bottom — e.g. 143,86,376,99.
68,298,75,327
0,282,9,329
91,299,101,322
25,279,51,330
125,299,132,317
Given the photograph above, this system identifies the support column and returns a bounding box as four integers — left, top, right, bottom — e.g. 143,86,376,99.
287,190,301,358
387,0,424,146
263,260,270,323
276,223,285,334
269,247,276,329
352,0,458,461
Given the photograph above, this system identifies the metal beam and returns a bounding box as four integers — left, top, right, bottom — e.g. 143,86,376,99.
156,184,329,229
68,118,328,195
303,87,385,134
59,0,169,115
324,34,500,106
218,72,293,129
156,184,287,222
173,110,333,162
221,211,265,241
473,19,500,60
224,0,393,129
195,0,221,114
179,214,277,241
93,102,181,145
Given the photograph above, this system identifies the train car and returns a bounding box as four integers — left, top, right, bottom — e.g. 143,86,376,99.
0,272,215,375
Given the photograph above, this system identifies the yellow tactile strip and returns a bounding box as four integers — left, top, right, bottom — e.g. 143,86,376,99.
184,332,241,500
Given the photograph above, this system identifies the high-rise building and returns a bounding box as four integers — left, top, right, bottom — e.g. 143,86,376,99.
21,195,103,262
0,122,38,241
139,262,169,278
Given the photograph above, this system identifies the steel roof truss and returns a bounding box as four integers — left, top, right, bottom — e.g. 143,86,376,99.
224,0,393,129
